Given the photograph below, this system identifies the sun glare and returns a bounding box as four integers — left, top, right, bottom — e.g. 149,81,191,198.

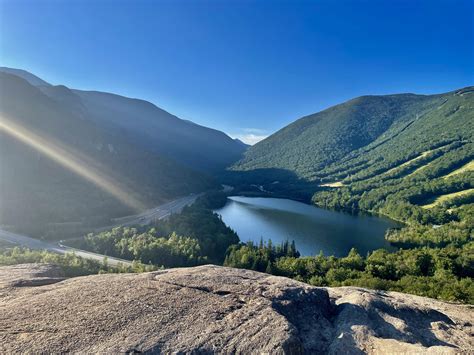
0,115,146,212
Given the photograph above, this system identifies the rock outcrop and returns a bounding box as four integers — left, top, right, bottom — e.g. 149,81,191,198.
0,264,472,354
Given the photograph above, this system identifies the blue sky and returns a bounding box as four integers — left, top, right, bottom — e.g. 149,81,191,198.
1,0,473,144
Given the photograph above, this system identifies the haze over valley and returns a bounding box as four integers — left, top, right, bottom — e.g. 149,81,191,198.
0,68,246,236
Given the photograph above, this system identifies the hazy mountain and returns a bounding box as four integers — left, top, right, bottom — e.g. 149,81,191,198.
0,67,247,172
0,67,51,87
233,138,250,148
0,72,216,235
0,67,249,234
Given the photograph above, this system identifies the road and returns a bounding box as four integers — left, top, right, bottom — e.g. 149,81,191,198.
98,193,203,231
0,193,202,267
0,228,132,266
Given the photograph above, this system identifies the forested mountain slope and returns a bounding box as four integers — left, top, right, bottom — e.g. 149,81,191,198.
226,88,473,301
0,67,246,172
234,89,471,180
72,90,245,171
231,88,473,220
234,94,428,177
0,72,215,236
310,88,474,224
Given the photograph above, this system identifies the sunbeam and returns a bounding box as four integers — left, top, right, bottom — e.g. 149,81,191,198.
0,115,146,212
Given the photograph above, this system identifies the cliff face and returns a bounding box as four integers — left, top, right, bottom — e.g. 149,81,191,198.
0,264,472,354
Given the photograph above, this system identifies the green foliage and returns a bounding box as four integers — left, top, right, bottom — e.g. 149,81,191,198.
194,190,230,210
224,239,299,273
77,203,239,266
83,227,205,267
152,204,240,262
224,241,474,303
0,247,155,276
385,211,473,248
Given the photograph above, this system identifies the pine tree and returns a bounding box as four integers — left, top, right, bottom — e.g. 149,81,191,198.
265,261,273,274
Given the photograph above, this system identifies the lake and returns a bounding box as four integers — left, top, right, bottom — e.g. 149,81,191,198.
214,196,401,257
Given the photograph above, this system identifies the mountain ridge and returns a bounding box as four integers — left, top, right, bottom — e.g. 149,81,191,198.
232,91,451,177
231,87,472,179
228,86,473,232
0,67,246,172
0,66,51,87
0,71,232,235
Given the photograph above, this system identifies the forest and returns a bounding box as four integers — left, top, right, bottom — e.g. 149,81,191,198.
224,231,473,303
0,247,156,276
71,193,238,267
59,188,473,303
4,84,472,304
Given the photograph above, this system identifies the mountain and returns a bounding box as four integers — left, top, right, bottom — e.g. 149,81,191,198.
2,263,473,353
0,72,220,236
233,138,250,148
0,67,247,172
0,67,51,87
233,90,472,179
230,88,474,219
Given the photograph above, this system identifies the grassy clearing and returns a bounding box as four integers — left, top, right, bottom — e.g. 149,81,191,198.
405,155,445,177
406,163,430,177
320,181,344,188
443,160,474,179
421,188,474,209
382,149,437,176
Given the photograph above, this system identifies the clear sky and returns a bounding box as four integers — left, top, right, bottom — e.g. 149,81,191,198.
1,0,473,144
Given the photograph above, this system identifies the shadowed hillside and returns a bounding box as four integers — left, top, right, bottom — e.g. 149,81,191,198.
1,67,247,172
0,72,219,236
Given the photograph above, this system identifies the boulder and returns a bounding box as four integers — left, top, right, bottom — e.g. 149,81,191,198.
0,264,472,354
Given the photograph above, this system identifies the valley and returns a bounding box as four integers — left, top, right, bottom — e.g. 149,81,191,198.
0,68,472,304
0,68,246,238
1,2,472,353
0,193,201,266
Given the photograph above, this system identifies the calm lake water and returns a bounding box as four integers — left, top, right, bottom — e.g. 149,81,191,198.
214,196,401,257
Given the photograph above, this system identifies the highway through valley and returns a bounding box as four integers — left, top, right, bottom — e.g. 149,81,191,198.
104,193,202,229
0,193,203,267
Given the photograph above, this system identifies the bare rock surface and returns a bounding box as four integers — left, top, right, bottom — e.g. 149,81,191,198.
0,264,472,354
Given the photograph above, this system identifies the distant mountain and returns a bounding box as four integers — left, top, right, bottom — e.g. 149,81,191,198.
0,67,51,87
233,138,250,148
0,67,246,172
0,71,227,235
71,89,245,171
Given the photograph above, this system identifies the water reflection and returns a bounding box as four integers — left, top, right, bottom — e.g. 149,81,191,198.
214,196,400,256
